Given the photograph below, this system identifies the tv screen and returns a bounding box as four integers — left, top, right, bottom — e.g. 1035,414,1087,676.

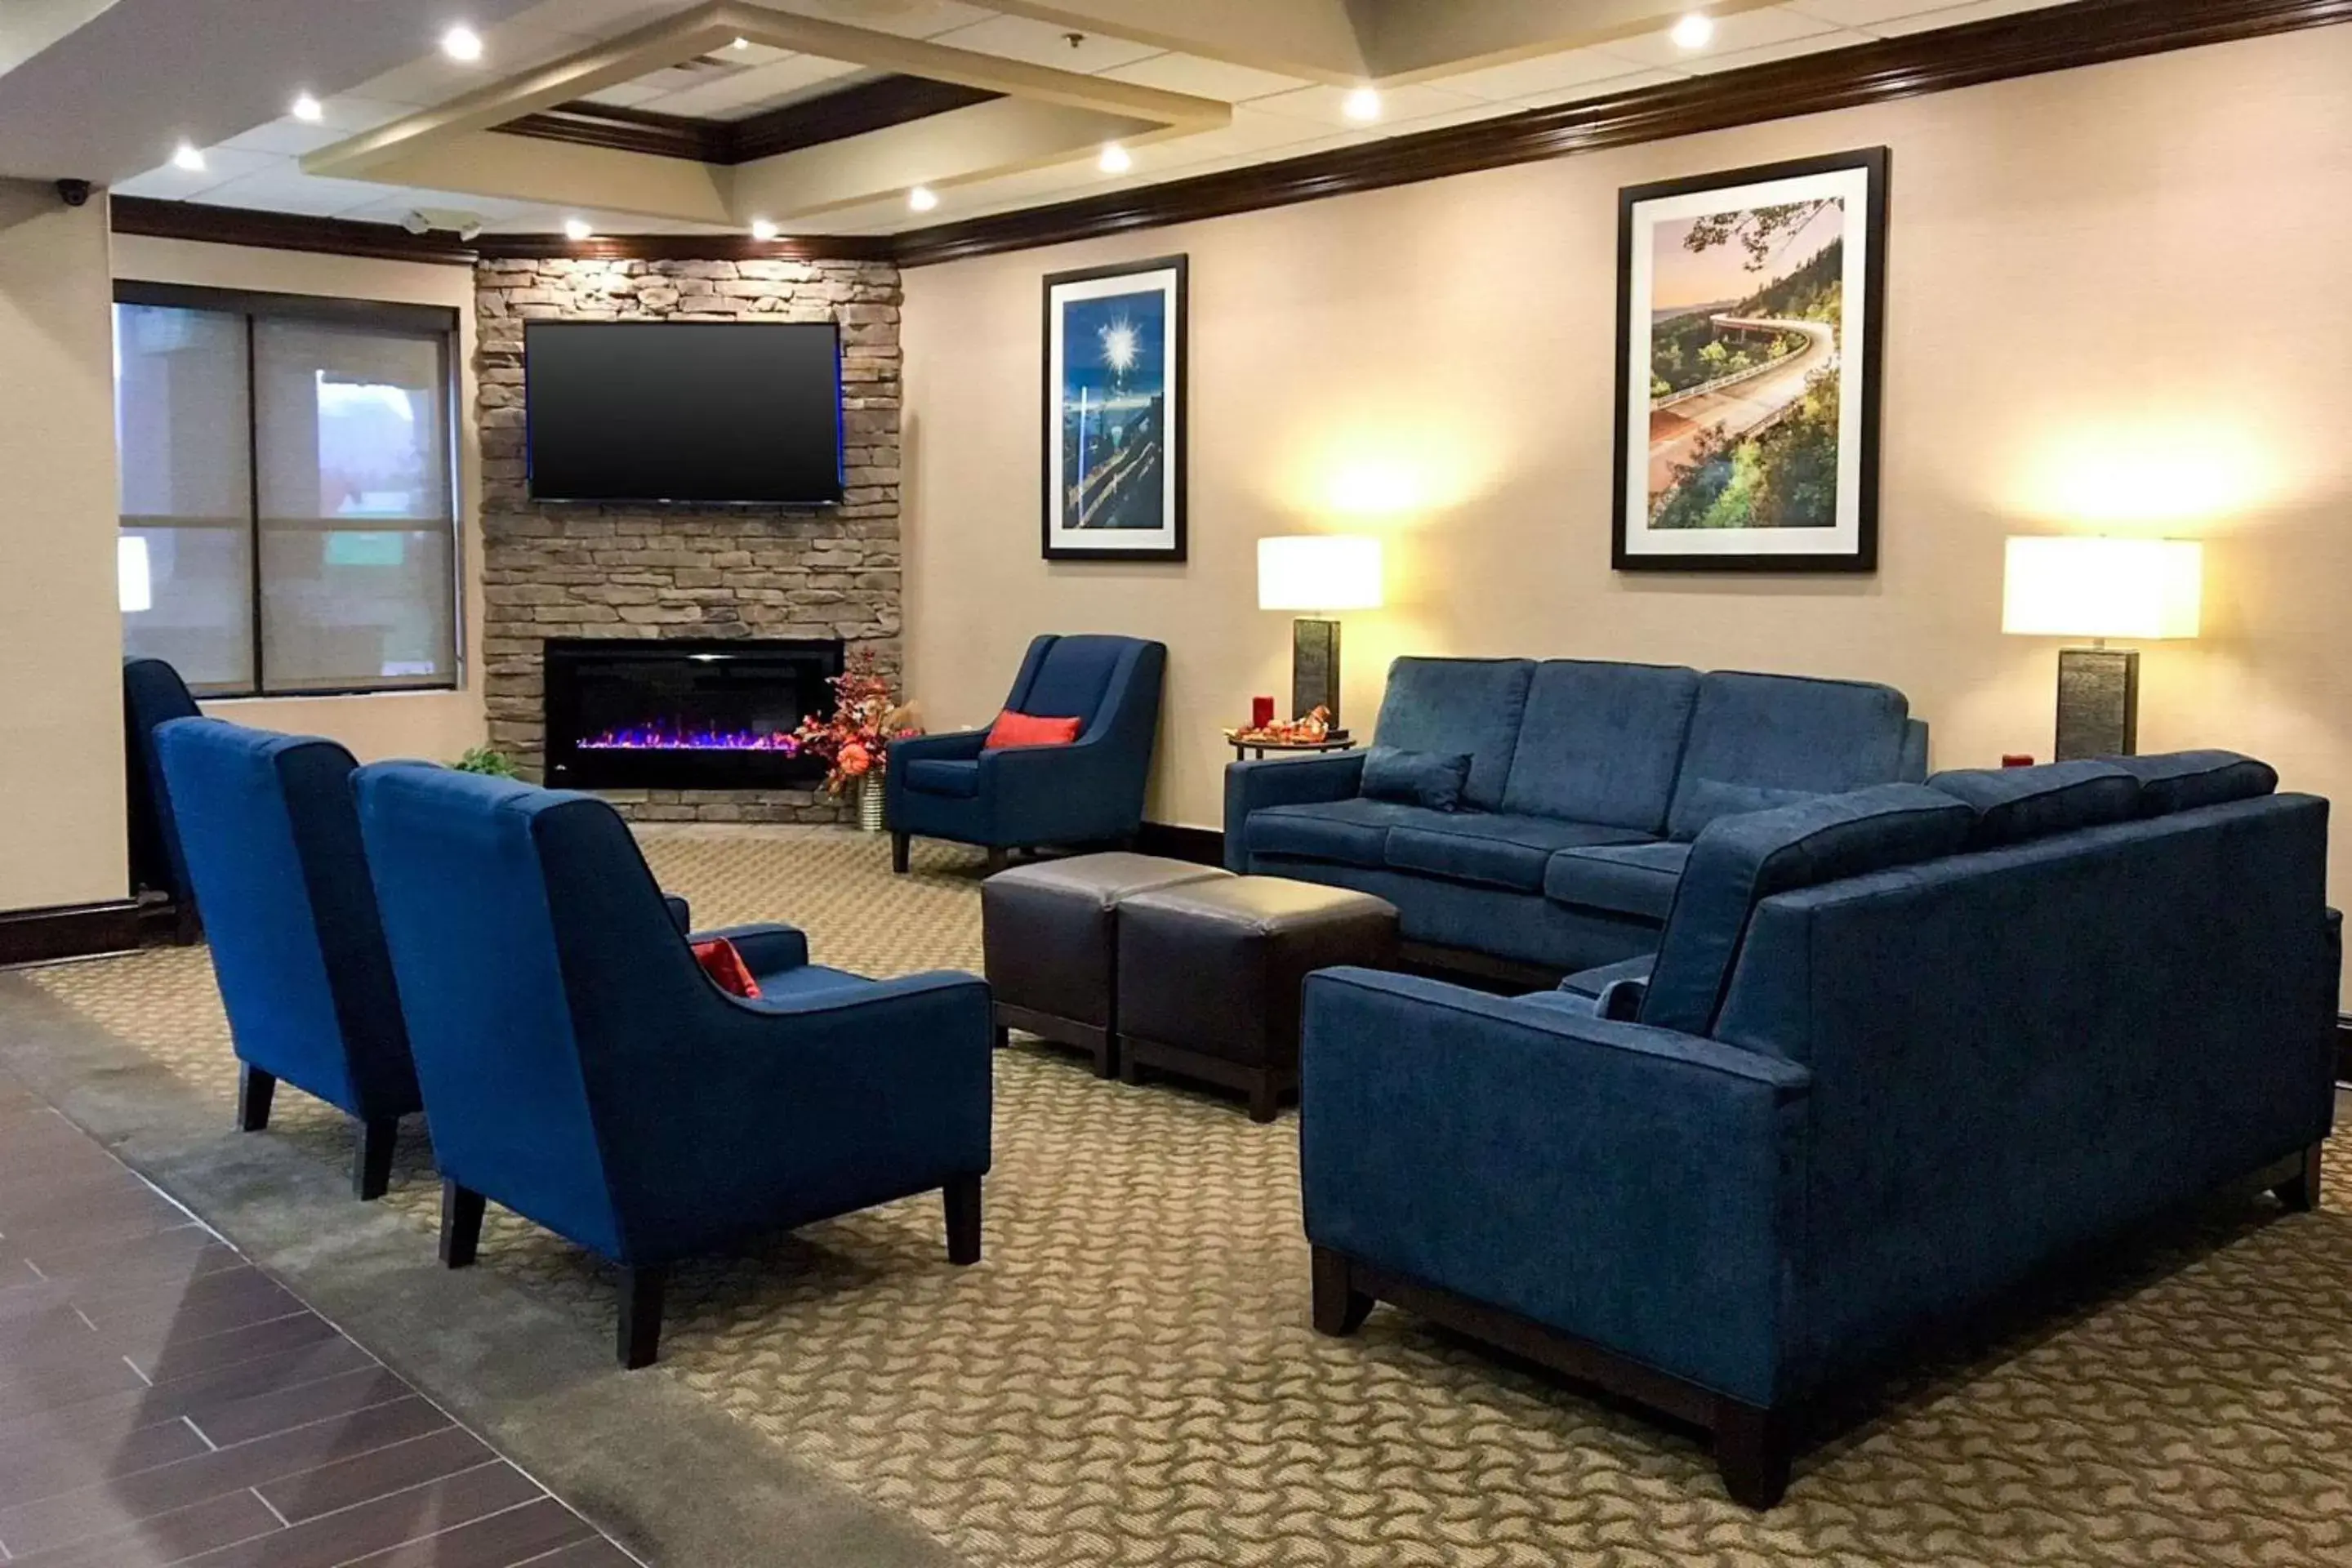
523,321,844,505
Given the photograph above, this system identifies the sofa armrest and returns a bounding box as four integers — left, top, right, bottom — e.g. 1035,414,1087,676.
689,922,808,976
1899,719,1930,782
1299,967,1810,1406
663,894,692,934
1223,753,1368,871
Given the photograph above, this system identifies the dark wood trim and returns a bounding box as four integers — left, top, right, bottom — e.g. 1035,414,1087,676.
473,230,898,261
1118,1032,1293,1123
1134,822,1222,865
0,899,145,968
111,196,478,265
497,75,1003,166
993,1000,1116,1078
891,0,2352,267
495,102,727,163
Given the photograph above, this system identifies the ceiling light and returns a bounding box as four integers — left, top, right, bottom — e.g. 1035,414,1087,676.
750,217,780,240
564,217,593,241
907,185,938,212
1098,142,1133,175
1343,86,1382,122
291,93,323,123
171,142,206,172
732,35,750,49
1670,11,1715,49
440,24,484,62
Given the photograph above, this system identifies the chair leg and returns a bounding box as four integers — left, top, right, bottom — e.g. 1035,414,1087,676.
891,831,910,875
235,1065,275,1133
943,1174,982,1265
1310,1245,1372,1337
983,846,1009,875
352,1117,399,1201
2274,1141,2326,1212
1714,1401,1793,1509
1248,1073,1281,1125
618,1265,667,1370
439,1180,485,1268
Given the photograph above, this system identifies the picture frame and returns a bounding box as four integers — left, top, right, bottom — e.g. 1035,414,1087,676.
1042,254,1187,562
1612,147,1889,572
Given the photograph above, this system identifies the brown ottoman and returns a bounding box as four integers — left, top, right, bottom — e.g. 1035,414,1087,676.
982,853,1232,1076
1115,877,1400,1122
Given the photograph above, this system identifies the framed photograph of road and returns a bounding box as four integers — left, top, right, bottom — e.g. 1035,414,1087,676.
1042,255,1187,562
1612,148,1887,572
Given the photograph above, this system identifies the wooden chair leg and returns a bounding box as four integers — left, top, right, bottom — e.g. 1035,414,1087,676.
2274,1141,2326,1212
992,1023,1011,1052
619,1265,667,1370
944,1174,982,1265
1714,1401,1793,1509
439,1180,485,1268
983,846,1009,875
1092,1037,1118,1080
891,831,910,875
1311,1246,1374,1336
236,1065,275,1133
352,1117,399,1201
1248,1073,1280,1125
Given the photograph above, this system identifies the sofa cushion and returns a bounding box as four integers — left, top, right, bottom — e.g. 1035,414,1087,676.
1245,797,1433,870
2110,750,2278,816
1384,814,1651,893
1361,745,1472,812
1667,671,1913,840
902,758,980,797
1642,784,1974,1037
1500,660,1701,832
1927,760,2140,847
1370,658,1535,813
1544,840,1692,921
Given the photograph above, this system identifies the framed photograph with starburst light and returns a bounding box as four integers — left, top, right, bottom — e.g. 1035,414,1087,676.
1613,147,1888,572
1042,255,1187,561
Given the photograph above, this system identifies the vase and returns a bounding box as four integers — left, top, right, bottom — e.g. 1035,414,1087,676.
856,777,885,833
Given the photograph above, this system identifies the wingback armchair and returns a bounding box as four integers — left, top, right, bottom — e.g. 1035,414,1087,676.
351,763,995,1368
123,657,203,941
886,634,1166,874
153,718,421,1198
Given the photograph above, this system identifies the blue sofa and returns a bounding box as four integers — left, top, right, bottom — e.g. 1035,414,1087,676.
1299,753,2335,1506
888,634,1165,874
154,717,422,1198
123,656,203,940
353,764,995,1368
1226,657,1929,973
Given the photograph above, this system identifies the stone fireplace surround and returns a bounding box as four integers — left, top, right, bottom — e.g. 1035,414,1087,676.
475,253,901,825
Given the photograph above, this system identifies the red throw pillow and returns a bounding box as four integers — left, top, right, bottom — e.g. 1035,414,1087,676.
690,937,762,999
984,710,1084,750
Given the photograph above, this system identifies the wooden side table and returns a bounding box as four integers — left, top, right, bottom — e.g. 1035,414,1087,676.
1227,735,1358,761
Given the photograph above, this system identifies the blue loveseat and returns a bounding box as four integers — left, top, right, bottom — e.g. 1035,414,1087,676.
1300,753,2336,1507
1226,657,1930,973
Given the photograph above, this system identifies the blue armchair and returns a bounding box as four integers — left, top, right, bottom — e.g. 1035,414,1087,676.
153,718,422,1198
124,657,203,941
351,763,994,1368
887,634,1165,874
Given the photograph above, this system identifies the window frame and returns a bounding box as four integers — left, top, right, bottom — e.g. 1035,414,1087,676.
114,279,465,701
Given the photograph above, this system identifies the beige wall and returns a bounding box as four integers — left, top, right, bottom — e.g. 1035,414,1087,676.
0,184,127,911
901,24,2352,918
110,234,488,766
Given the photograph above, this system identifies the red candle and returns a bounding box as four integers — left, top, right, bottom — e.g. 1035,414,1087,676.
1251,695,1276,728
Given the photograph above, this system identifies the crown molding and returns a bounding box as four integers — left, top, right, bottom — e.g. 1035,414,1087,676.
473,230,898,261
497,75,1004,166
110,196,481,265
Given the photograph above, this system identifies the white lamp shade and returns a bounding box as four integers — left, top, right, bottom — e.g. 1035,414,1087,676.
2002,537,2202,640
118,536,152,614
1258,536,1383,612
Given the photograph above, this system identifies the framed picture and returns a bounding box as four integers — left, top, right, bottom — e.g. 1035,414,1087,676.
1612,147,1888,572
1042,255,1187,561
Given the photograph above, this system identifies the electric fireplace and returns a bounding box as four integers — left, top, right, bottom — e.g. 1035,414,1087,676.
543,637,844,791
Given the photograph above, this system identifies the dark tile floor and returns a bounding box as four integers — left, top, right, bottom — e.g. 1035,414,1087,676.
0,1074,637,1566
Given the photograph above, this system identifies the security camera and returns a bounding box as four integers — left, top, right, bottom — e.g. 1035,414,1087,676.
400,209,430,234
55,179,91,207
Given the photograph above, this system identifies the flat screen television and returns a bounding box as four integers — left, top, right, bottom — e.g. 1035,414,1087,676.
523,320,844,505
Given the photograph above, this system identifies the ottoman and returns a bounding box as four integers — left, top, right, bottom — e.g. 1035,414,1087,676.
982,853,1232,1076
1116,877,1400,1122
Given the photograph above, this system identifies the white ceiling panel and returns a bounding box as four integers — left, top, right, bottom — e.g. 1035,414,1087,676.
928,13,1166,74
1512,67,1686,108
183,169,415,216
110,145,284,200
1248,81,1487,129
1682,26,1875,74
1595,5,1838,69
1435,44,1677,104
1097,52,1313,104
1860,0,2071,35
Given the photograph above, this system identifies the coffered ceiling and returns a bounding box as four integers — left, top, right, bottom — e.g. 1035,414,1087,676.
18,0,2082,239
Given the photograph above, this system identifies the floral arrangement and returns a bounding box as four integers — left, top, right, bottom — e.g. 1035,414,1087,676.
793,651,921,795
451,746,518,777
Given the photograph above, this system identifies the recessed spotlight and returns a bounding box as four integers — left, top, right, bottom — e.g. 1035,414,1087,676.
750,217,780,240
907,185,938,212
171,142,207,172
1670,11,1714,49
291,93,323,123
563,216,593,241
732,35,750,49
1342,86,1382,122
1098,142,1132,174
441,24,484,62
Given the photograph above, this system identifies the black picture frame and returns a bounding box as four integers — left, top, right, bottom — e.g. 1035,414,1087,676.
1611,146,1888,573
1041,254,1188,562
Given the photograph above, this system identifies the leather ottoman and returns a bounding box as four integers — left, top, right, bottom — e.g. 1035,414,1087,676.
1116,877,1400,1122
982,853,1232,1076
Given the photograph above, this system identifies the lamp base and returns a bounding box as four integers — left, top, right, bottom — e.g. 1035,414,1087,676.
1292,618,1341,731
2055,646,2138,760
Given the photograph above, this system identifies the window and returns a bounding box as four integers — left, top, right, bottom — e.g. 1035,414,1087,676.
114,283,461,697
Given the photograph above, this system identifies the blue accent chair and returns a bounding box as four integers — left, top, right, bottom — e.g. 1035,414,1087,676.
352,763,994,1369
153,718,422,1198
123,657,203,941
886,635,1166,874
1300,755,2333,1507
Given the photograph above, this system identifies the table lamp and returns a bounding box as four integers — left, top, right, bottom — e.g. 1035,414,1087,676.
2002,535,2202,760
1258,536,1383,732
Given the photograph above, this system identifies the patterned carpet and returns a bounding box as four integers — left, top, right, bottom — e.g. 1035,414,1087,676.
24,825,2352,1567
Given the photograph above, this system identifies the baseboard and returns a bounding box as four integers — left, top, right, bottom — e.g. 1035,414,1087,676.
1134,822,1223,866
0,899,145,968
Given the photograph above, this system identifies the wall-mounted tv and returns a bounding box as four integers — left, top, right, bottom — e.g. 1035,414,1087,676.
523,320,844,506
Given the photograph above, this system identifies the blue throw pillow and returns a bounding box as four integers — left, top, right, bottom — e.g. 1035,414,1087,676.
1361,745,1472,813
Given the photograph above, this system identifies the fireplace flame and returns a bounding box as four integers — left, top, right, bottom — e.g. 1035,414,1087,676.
578,723,804,753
